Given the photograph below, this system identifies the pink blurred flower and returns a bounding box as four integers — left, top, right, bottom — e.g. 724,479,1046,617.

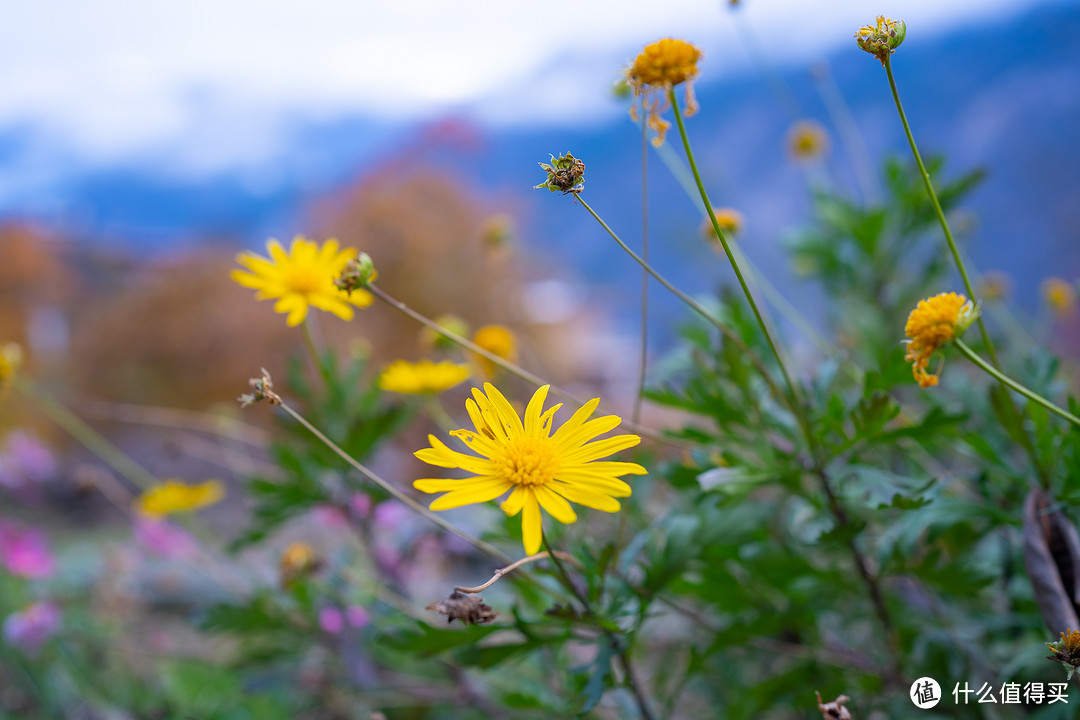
0,523,55,579
133,517,198,560
319,606,345,635
0,432,56,490
349,493,372,519
345,605,369,628
312,504,348,528
3,601,61,655
373,501,408,529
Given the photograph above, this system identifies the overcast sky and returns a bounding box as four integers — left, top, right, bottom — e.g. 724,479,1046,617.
0,0,1048,173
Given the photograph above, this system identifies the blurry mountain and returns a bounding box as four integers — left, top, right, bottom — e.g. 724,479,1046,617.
1,0,1077,346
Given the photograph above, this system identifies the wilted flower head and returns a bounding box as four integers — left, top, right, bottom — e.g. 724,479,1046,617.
1042,277,1076,316
239,368,281,408
1047,628,1080,679
855,15,906,65
3,602,60,656
626,38,703,146
534,153,585,195
414,383,646,555
903,292,978,388
427,591,500,626
232,236,372,327
788,120,830,161
702,208,744,242
0,522,55,579
472,324,518,378
378,360,470,394
135,479,224,517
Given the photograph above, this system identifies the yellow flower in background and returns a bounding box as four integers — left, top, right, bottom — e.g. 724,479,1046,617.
787,120,830,162
472,325,518,378
135,479,224,516
903,293,978,388
979,271,1011,302
413,384,647,555
702,208,744,242
0,342,22,391
1042,277,1076,316
279,541,321,587
379,360,471,394
420,315,470,352
231,236,372,327
626,38,702,146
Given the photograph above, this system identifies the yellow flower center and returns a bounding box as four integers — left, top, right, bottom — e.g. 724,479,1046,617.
628,38,701,89
496,436,557,487
286,265,328,294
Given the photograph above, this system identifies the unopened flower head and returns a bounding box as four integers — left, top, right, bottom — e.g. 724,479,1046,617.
413,384,647,555
903,292,978,388
378,360,470,394
626,38,702,146
472,324,518,378
1047,628,1080,680
280,541,322,587
787,120,830,161
1042,277,1076,316
232,236,372,327
534,153,585,195
702,208,744,242
135,479,224,517
855,15,906,65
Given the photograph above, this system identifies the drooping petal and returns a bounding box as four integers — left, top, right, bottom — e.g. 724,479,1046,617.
573,461,648,477
554,414,622,451
560,435,641,464
534,485,577,524
500,486,528,516
429,479,513,510
414,435,493,475
552,472,633,497
549,483,623,512
521,490,543,555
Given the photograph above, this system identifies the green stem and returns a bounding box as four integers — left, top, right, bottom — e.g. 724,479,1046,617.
668,89,811,439
884,54,1048,484
276,399,513,564
954,339,1080,430
633,105,650,426
15,378,156,489
574,197,785,408
301,318,333,388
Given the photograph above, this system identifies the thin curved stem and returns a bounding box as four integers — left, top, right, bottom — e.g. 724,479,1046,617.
884,54,1049,484
668,89,814,446
634,106,650,426
366,282,691,450
276,399,513,565
955,339,1080,430
454,550,579,594
574,196,785,408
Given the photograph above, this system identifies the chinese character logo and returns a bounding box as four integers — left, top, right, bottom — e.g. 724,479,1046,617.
911,677,941,709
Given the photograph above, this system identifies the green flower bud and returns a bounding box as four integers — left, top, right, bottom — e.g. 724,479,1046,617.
533,152,585,195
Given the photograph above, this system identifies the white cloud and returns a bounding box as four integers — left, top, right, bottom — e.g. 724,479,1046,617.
0,0,1048,169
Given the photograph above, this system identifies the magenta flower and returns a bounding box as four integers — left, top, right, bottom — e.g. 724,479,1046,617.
0,522,56,579
3,601,61,655
0,432,56,494
133,517,197,560
319,606,345,635
345,605,369,628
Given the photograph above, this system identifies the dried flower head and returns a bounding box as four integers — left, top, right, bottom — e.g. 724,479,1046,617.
855,15,906,65
239,368,281,408
788,120,830,161
903,292,979,388
702,208,744,242
414,384,646,555
534,153,586,195
378,360,470,395
232,236,372,327
1042,277,1076,316
426,591,500,625
135,479,224,517
626,38,702,146
335,252,378,296
1047,628,1080,679
472,324,518,379
815,692,852,720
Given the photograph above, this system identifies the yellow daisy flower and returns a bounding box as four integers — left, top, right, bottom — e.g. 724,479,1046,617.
903,292,978,388
413,384,647,555
1042,277,1076,316
379,360,471,394
626,38,702,146
231,236,373,327
787,120,830,162
135,479,224,517
471,324,518,378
